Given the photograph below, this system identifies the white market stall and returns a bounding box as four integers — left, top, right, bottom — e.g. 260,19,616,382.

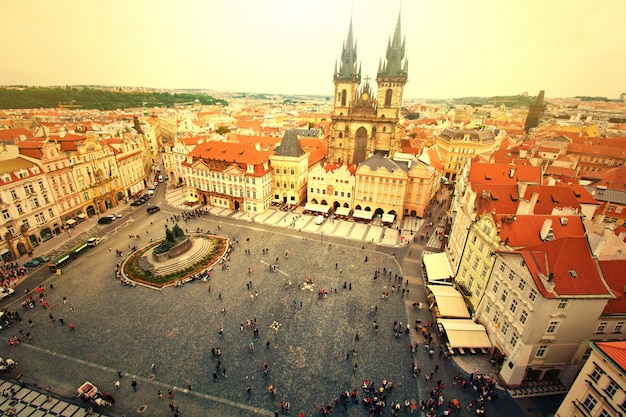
426,285,470,319
437,318,492,349
422,252,454,285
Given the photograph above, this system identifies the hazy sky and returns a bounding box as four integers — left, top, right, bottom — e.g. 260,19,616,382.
2,0,625,99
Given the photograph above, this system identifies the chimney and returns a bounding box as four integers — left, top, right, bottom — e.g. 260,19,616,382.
528,192,539,215
509,168,515,178
255,143,261,151
539,219,553,240
518,182,528,200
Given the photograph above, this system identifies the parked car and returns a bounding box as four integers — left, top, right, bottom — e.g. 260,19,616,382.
130,199,144,206
146,206,160,214
97,215,116,225
87,237,101,246
23,259,41,268
0,288,15,300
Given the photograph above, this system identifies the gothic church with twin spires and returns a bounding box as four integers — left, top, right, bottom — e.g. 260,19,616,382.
327,13,408,166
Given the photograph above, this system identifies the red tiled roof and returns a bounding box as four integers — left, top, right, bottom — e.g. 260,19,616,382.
473,184,582,216
598,259,626,315
593,165,626,192
523,237,613,297
595,341,626,373
469,162,542,185
189,140,272,170
0,127,34,142
498,215,585,249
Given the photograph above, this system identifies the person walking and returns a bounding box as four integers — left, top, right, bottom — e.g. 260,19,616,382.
131,379,137,392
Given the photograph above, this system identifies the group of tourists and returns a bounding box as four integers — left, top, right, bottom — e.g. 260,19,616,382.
1,261,26,287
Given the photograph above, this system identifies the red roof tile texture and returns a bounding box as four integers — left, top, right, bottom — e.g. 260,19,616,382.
598,259,626,315
523,236,612,298
595,341,626,373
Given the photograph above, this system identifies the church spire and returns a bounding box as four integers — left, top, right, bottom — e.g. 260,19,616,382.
335,18,360,82
378,11,407,78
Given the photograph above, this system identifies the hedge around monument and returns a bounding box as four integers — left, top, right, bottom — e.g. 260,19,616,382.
123,235,228,288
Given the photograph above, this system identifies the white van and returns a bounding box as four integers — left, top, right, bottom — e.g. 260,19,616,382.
146,187,156,196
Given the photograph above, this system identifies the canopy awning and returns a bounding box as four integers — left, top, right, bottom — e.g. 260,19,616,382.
335,207,351,217
438,319,492,349
186,196,199,203
77,213,87,219
382,213,395,223
353,209,374,220
0,248,9,255
66,219,77,225
304,203,330,214
427,285,470,319
422,252,454,283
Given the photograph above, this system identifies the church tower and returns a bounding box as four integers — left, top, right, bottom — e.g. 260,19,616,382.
524,90,546,133
328,12,408,166
375,12,408,156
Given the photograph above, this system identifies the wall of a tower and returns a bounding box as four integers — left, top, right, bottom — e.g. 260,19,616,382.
376,80,406,120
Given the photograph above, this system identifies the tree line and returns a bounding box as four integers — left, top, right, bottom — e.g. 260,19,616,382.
0,86,228,110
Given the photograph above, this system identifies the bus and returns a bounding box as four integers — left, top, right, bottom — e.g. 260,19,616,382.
69,242,89,259
48,253,71,273
47,239,96,273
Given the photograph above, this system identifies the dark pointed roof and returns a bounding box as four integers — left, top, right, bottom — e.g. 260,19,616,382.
274,130,305,157
335,19,360,82
377,12,408,80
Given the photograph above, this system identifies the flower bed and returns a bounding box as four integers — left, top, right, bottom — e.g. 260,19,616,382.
123,235,228,288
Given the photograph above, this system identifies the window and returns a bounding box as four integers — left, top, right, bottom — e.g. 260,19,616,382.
520,309,528,325
501,289,509,303
546,321,559,334
529,289,537,302
582,394,597,413
481,265,489,278
510,299,518,314
492,313,500,325
557,299,569,309
493,281,500,294
536,345,548,358
605,380,618,398
613,322,624,333
499,263,506,272
508,271,515,281
589,366,605,382
518,280,526,292
596,322,608,334
598,410,610,417
473,258,480,270
1,210,9,220
501,322,509,335
510,332,518,347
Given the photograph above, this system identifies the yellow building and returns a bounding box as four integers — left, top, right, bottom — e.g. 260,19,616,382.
455,212,500,313
400,154,440,218
354,155,407,221
436,128,498,181
269,130,312,206
57,133,123,217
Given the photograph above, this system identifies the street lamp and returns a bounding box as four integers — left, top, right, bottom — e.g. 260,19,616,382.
65,224,71,239
269,321,282,348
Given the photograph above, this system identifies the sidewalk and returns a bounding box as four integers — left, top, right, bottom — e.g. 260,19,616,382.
164,186,417,248
0,378,107,417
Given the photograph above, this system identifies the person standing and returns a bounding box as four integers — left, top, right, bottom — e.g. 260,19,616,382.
131,379,137,392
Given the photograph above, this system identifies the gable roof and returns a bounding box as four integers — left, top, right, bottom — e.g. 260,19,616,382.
523,236,613,298
498,215,585,249
274,130,305,157
469,162,542,185
598,259,626,315
595,341,626,374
